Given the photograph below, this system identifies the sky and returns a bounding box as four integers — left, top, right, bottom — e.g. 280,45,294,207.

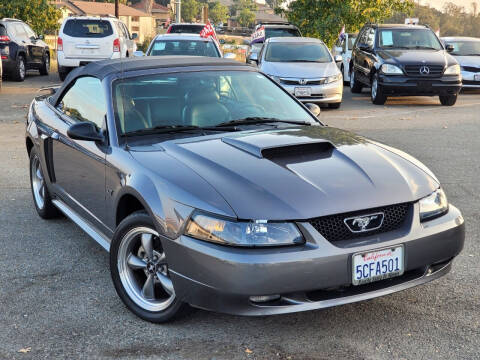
422,0,479,11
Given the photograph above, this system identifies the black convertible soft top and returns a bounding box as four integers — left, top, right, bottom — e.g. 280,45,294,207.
51,56,250,104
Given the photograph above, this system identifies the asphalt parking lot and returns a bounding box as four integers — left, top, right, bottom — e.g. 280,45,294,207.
0,71,479,360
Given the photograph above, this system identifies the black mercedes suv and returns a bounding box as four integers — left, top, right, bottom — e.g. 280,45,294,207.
0,18,50,82
349,24,461,105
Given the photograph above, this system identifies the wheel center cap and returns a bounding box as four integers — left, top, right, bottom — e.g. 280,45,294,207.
146,262,156,274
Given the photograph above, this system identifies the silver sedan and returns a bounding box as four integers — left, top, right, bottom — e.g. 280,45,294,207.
255,37,343,108
442,36,480,88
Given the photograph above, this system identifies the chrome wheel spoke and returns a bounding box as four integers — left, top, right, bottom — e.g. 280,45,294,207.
141,233,153,260
142,274,156,300
36,168,43,181
156,252,167,265
127,254,147,270
157,271,174,296
40,183,45,199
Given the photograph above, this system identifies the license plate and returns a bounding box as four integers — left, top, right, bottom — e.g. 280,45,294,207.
294,87,311,97
474,74,480,81
352,246,404,285
81,49,96,55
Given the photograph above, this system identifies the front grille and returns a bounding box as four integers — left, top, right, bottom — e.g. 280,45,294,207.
404,65,444,77
280,78,325,86
309,203,411,243
462,66,480,73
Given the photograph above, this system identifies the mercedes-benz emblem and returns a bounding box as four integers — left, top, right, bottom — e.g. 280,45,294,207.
419,66,430,75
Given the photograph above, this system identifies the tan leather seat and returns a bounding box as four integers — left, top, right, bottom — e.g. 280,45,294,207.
182,87,230,127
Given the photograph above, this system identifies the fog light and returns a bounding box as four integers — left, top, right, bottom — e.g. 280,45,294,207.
249,295,280,303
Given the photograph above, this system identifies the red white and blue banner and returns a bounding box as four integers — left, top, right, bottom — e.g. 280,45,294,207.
251,25,265,44
200,21,218,41
338,25,346,41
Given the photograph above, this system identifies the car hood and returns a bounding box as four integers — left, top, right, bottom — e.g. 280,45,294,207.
377,49,456,66
453,55,480,67
130,126,439,220
261,61,339,78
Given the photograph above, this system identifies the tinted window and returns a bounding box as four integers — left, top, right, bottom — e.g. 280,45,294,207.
23,24,36,39
378,29,442,50
265,42,332,63
446,40,480,56
114,71,314,134
265,28,301,39
59,77,106,128
0,25,6,36
365,28,375,48
12,23,27,38
63,19,113,38
148,40,219,57
169,25,204,34
347,35,357,50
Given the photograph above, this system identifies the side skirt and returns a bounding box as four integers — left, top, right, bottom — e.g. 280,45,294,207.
52,199,111,252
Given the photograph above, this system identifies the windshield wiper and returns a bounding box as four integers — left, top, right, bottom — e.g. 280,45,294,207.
409,46,439,50
215,117,312,127
122,125,200,136
380,46,410,49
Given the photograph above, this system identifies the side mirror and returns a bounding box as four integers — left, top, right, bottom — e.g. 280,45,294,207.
223,52,236,60
358,43,371,52
248,52,258,64
334,54,343,63
445,44,454,53
334,46,343,53
133,50,145,57
67,122,104,142
305,103,321,117
131,33,138,40
38,34,44,40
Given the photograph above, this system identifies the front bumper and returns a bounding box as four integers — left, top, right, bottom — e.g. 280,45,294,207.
163,204,465,316
281,80,343,104
460,70,480,88
379,74,462,96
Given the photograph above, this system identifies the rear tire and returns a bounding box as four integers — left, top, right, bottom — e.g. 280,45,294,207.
13,55,26,82
58,66,70,81
371,73,387,105
439,94,457,106
110,211,189,323
39,53,50,75
29,148,59,219
350,68,363,93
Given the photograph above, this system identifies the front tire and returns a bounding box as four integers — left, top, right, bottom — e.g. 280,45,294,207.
371,73,387,105
439,94,457,106
110,211,188,323
350,68,363,93
39,53,50,75
329,102,341,109
29,149,59,219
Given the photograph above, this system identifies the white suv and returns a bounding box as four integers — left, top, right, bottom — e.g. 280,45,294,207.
57,16,137,80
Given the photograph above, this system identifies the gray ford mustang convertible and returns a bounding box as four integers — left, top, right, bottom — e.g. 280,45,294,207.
26,57,464,323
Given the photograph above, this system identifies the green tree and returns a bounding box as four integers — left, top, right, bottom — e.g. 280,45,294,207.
230,0,257,27
0,0,61,34
237,7,256,27
182,0,201,22
278,0,413,47
209,1,229,24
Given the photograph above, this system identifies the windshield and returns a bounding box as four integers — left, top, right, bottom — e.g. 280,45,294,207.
147,40,219,57
63,19,113,38
265,42,332,63
114,71,315,135
378,29,443,50
445,40,480,56
265,28,301,39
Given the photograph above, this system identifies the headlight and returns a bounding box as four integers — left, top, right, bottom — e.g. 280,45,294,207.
267,74,281,83
326,73,342,83
381,64,403,75
444,64,460,75
419,188,448,222
185,213,305,247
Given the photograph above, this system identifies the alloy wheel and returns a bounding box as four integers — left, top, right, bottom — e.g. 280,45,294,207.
372,77,378,100
31,155,45,210
350,71,355,88
19,59,25,79
117,227,175,312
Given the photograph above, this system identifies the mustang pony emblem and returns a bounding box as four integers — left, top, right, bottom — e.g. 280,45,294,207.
344,212,385,233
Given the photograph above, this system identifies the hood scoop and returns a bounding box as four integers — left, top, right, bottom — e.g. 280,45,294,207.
222,132,334,160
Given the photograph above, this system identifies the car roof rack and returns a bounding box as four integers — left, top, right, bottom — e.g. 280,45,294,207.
257,21,292,26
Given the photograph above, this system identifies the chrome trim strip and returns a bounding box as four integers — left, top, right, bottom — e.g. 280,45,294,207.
52,199,110,252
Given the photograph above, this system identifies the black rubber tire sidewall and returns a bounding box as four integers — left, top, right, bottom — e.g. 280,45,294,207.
14,55,25,82
439,94,457,106
371,73,387,105
39,53,49,75
350,69,363,93
58,66,69,81
29,148,59,219
109,211,188,323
